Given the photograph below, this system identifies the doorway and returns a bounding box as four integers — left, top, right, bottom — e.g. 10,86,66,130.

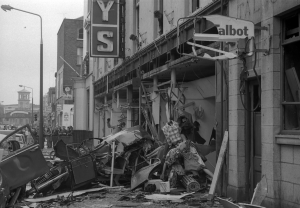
246,80,261,198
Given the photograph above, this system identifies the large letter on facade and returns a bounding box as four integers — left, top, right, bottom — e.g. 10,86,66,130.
96,0,114,21
97,31,113,52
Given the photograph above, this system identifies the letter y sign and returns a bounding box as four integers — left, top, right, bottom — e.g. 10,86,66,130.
97,0,114,21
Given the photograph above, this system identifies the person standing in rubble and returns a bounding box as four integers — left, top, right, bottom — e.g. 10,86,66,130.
177,115,195,142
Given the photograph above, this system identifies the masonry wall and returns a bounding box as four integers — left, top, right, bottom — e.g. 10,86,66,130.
228,0,300,207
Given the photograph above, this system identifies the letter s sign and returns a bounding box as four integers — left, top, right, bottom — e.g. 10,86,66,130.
97,31,113,52
90,0,124,58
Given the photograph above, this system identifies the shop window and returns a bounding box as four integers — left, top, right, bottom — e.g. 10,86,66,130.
282,12,300,131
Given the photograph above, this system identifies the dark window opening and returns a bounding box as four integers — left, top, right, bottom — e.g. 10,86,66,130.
283,41,300,130
284,14,299,40
192,0,200,12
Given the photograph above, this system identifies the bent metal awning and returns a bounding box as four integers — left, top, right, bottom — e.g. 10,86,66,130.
94,0,223,98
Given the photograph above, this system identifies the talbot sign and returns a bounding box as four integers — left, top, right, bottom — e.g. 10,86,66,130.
184,15,255,60
194,15,254,42
91,0,124,58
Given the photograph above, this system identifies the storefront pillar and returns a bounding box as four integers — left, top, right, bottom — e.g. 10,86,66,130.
73,78,87,130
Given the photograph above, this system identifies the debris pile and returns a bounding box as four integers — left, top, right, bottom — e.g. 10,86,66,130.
2,124,263,208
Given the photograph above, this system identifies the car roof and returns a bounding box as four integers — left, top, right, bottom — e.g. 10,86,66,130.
0,130,14,135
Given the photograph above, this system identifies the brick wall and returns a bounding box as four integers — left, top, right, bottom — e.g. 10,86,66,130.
57,19,83,106
63,19,83,86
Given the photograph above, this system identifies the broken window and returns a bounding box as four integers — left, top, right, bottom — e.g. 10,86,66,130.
282,12,300,130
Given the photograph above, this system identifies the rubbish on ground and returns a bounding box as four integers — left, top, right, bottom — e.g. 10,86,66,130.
181,175,201,193
131,160,161,190
144,179,162,191
25,186,122,202
159,181,170,193
239,203,266,208
217,197,266,208
142,202,153,205
251,175,268,206
144,192,194,201
217,197,240,208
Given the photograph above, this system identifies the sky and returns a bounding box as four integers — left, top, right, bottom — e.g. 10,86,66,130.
0,0,84,105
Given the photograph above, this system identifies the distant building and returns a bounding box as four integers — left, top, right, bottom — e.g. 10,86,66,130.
0,88,39,126
55,17,83,127
45,87,56,127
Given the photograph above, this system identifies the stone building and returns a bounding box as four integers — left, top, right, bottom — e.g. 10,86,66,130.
227,1,300,207
0,88,39,127
73,0,300,207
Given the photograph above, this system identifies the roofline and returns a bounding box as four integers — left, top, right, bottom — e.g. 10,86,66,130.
57,18,84,35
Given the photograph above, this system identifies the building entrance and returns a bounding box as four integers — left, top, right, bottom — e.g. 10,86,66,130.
246,80,261,198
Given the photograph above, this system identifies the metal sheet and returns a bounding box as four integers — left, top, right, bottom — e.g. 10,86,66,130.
131,161,160,190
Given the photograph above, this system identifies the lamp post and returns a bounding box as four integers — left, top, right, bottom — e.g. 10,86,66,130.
19,85,34,127
2,5,44,148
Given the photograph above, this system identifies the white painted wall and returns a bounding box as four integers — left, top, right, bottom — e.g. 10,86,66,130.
138,0,156,48
73,78,87,130
163,0,189,34
62,104,74,127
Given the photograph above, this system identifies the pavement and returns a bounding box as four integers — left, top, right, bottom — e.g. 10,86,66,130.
21,187,224,208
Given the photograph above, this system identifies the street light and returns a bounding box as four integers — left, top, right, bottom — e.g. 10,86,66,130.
2,5,44,148
19,85,34,127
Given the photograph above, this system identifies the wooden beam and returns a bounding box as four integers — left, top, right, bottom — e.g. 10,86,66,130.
207,130,229,200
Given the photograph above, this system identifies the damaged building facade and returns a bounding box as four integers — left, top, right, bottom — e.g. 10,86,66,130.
227,0,300,207
72,0,300,207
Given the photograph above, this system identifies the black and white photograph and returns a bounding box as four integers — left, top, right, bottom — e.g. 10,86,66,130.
0,0,299,207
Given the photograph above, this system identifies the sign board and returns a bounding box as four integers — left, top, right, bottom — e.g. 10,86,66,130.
62,104,73,127
56,104,62,112
63,86,73,100
194,15,254,42
90,0,125,58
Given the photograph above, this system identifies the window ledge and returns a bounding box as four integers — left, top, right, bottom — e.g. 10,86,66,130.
275,135,300,145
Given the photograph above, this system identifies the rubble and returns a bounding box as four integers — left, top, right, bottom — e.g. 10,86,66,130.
0,125,221,208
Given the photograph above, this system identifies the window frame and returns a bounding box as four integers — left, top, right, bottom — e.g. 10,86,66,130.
77,28,84,40
281,11,300,134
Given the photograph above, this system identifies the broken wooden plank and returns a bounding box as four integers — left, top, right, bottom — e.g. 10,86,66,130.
207,131,229,200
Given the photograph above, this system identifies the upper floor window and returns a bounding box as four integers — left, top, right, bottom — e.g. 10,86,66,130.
77,48,83,65
78,28,83,40
282,11,300,131
192,0,200,12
